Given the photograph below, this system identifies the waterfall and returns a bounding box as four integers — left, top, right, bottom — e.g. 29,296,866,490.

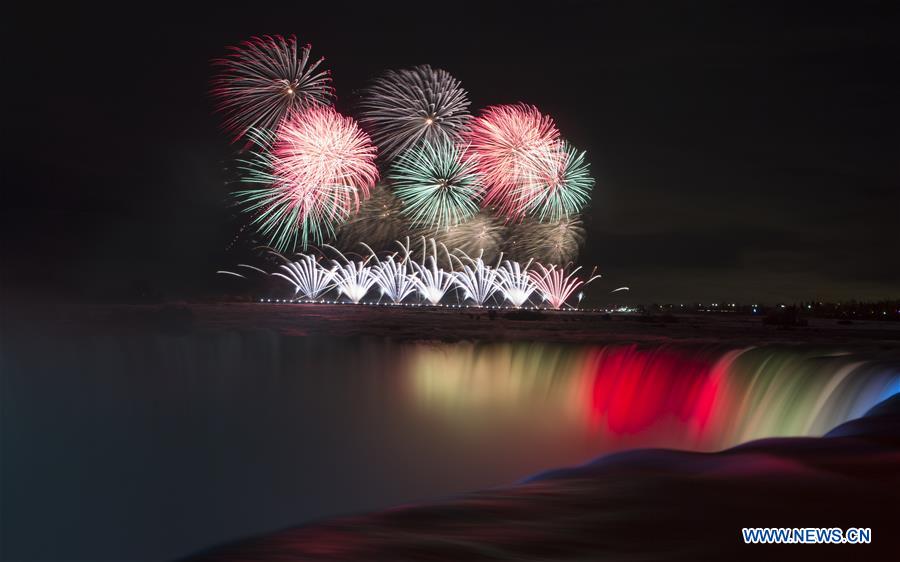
406,342,900,451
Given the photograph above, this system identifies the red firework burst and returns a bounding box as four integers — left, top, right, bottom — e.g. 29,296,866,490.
462,103,560,219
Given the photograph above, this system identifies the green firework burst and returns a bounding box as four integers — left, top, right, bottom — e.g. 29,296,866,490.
519,141,594,223
389,138,483,229
233,129,345,252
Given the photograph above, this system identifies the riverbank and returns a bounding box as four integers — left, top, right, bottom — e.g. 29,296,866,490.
15,301,900,347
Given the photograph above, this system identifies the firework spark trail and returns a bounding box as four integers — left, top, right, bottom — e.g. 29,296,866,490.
216,263,270,278
211,35,333,143
451,251,505,306
270,254,336,299
359,65,471,163
407,238,456,305
221,242,608,308
332,261,376,303
325,246,378,303
515,141,594,222
496,259,537,308
463,104,560,219
236,108,379,251
529,264,601,309
368,242,419,303
389,138,483,228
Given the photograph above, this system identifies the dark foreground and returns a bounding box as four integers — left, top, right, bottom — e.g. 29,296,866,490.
189,395,900,561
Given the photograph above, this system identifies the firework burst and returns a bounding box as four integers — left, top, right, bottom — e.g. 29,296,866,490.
224,240,608,307
505,215,586,265
389,138,483,228
516,141,593,222
529,264,601,309
369,243,419,303
414,210,506,265
463,104,560,219
271,254,336,299
359,65,471,163
407,238,456,305
334,183,409,252
211,35,333,143
496,259,537,307
326,245,378,303
451,251,504,306
236,107,379,251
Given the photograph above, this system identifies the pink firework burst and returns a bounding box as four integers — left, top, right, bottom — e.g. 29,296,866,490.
528,264,601,309
463,104,560,219
211,35,334,143
237,107,379,250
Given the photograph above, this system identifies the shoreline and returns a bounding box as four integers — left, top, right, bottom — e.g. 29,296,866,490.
17,301,900,347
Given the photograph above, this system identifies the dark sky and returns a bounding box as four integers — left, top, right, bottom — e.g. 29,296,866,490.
4,1,898,303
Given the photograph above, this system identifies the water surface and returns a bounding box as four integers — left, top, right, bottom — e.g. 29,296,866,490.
2,330,898,560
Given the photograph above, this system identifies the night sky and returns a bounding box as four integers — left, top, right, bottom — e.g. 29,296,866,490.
4,2,898,303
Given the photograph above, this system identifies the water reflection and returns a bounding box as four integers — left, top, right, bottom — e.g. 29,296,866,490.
2,332,897,561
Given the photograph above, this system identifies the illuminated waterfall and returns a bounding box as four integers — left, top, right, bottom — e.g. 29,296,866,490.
405,342,900,451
